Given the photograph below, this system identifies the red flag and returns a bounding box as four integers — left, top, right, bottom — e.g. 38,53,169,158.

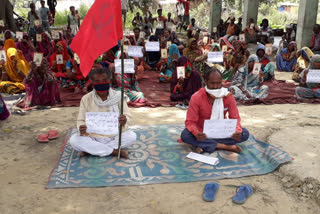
70,0,123,77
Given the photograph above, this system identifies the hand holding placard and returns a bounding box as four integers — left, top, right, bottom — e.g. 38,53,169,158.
114,59,135,74
203,119,237,139
161,49,167,58
253,63,262,75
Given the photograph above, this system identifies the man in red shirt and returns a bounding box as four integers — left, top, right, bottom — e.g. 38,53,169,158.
181,68,249,154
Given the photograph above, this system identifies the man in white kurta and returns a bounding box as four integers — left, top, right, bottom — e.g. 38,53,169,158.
70,68,136,158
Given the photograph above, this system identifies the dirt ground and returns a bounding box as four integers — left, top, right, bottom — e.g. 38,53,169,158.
0,101,320,213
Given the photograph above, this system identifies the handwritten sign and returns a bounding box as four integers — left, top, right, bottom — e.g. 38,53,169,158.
239,33,245,42
33,53,43,66
74,53,80,64
52,31,60,40
36,34,42,42
203,119,237,139
16,32,23,40
186,152,219,166
56,54,63,64
177,66,185,78
306,70,320,83
0,33,4,41
128,45,143,57
161,49,167,58
0,20,4,27
203,36,208,44
114,59,135,74
253,62,262,75
207,52,223,63
86,112,119,136
0,50,6,61
34,20,40,26
145,42,160,52
167,41,172,49
265,44,272,55
222,45,228,52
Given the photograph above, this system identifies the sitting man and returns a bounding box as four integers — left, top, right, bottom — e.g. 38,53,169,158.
70,67,137,158
181,67,249,154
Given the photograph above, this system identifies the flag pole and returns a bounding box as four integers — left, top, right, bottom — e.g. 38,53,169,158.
117,41,125,159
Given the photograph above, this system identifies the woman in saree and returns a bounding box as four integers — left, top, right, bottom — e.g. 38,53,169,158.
49,41,70,85
24,58,61,106
36,32,54,58
16,33,36,62
292,47,314,82
295,55,320,99
112,52,146,103
0,48,30,94
0,94,10,120
219,37,234,52
160,44,180,82
276,41,298,72
229,55,269,100
223,40,249,81
170,56,202,109
256,44,275,81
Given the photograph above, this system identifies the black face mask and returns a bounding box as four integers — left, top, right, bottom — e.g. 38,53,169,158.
93,82,110,93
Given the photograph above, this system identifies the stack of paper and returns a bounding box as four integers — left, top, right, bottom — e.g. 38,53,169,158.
186,152,219,166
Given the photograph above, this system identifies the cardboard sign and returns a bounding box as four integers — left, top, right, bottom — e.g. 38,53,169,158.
34,20,40,26
167,41,172,49
306,70,320,83
222,45,228,52
123,45,129,53
86,112,119,136
145,42,160,52
36,34,42,42
0,20,4,27
0,50,6,61
207,52,223,63
74,53,80,64
161,49,167,58
128,46,143,57
203,119,237,139
33,53,43,66
265,44,272,55
0,33,4,41
52,31,60,40
56,54,63,64
213,27,217,33
299,60,306,69
114,59,135,74
253,62,262,75
16,32,23,40
203,36,208,44
177,66,185,79
239,34,245,42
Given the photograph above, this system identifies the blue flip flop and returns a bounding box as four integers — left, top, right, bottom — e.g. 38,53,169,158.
232,184,253,204
203,182,219,202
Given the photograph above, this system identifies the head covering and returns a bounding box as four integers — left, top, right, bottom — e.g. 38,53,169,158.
167,44,181,67
211,43,221,51
5,48,30,82
309,54,320,68
4,39,16,51
300,47,313,62
177,56,192,78
219,37,234,50
187,38,197,48
244,54,259,74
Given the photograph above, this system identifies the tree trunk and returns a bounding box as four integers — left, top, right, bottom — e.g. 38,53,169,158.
0,0,17,32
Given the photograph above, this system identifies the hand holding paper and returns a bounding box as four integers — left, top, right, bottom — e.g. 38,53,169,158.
86,112,119,136
203,119,237,139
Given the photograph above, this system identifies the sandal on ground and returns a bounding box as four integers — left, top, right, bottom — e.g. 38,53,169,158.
48,130,59,140
203,182,219,202
232,184,253,204
38,133,49,143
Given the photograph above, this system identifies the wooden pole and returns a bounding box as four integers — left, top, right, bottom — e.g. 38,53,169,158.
117,43,125,159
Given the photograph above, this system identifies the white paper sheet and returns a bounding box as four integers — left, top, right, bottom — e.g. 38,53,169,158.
253,63,262,75
128,46,143,57
0,50,6,61
177,66,185,78
56,54,63,64
86,112,119,136
33,53,43,66
16,32,23,40
203,119,237,139
161,49,168,58
36,34,42,42
207,52,223,63
145,42,160,52
239,34,245,42
306,70,320,83
114,59,135,74
52,31,60,40
186,152,219,166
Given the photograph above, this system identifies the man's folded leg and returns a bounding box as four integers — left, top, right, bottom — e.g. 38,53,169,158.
217,128,250,145
181,128,218,153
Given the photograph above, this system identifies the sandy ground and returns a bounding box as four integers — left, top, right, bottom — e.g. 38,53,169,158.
0,100,319,213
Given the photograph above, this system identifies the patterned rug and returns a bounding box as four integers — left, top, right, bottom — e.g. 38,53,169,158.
47,124,291,189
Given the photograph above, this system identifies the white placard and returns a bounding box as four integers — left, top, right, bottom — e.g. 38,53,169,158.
250,23,254,29
52,31,60,40
0,20,4,27
207,51,223,63
222,45,228,52
177,66,185,78
167,41,172,49
203,36,208,44
0,50,6,61
123,45,129,53
145,42,160,52
299,60,306,69
74,53,80,64
33,53,43,66
253,62,262,75
56,54,63,64
0,33,4,41
86,112,119,136
114,59,135,74
203,119,237,139
128,45,143,57
36,34,42,42
265,44,272,55
306,70,320,83
239,33,245,42
16,32,23,40
186,152,219,166
161,49,167,58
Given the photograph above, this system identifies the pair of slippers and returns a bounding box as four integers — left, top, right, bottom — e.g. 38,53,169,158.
38,130,59,143
203,182,253,204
